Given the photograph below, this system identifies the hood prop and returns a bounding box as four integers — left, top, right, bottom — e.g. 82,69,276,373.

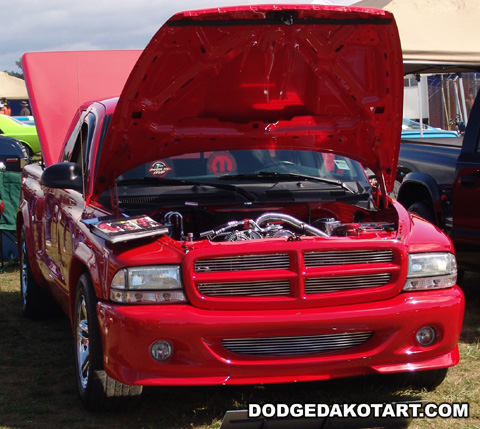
109,180,121,216
378,170,390,208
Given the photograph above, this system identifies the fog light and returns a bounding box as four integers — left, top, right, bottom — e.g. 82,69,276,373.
416,326,436,347
150,340,173,361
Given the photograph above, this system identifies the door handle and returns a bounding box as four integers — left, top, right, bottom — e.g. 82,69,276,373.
458,175,480,188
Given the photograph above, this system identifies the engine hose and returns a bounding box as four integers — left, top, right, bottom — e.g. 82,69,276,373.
255,213,329,237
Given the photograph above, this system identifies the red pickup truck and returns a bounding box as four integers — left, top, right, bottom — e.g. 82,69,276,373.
18,5,464,411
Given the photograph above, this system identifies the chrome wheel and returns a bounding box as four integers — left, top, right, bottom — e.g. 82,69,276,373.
74,273,143,410
76,294,90,390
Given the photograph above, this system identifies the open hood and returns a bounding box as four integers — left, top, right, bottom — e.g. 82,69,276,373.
22,50,142,166
27,6,401,198
98,5,403,197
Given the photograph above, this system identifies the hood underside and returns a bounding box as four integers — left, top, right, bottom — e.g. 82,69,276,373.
98,5,403,198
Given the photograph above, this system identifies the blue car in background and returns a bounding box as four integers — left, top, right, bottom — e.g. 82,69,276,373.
13,116,35,125
401,118,459,138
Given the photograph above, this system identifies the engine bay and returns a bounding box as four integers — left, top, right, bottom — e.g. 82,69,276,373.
138,202,399,243
163,211,397,242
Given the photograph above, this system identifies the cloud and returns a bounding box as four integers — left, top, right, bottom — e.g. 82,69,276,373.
1,0,357,73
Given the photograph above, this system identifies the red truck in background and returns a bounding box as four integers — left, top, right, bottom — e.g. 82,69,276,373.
18,5,464,411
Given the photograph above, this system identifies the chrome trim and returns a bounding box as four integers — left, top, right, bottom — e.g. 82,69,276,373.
194,253,290,273
198,280,290,297
304,250,394,267
305,273,391,293
222,331,373,356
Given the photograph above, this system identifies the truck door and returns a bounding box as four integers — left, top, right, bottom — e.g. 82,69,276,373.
42,113,92,295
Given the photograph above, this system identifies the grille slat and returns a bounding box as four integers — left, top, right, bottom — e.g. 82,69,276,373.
222,332,373,356
305,273,391,293
304,250,394,267
195,253,290,273
198,280,290,297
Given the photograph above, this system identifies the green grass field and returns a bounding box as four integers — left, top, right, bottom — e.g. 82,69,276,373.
1,265,479,428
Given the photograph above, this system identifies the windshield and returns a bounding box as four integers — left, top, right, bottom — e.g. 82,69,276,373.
118,149,368,185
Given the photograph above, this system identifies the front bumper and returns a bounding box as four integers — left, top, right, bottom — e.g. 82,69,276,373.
97,286,464,386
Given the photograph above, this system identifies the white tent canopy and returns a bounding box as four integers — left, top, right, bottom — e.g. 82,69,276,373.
0,71,28,100
354,0,480,75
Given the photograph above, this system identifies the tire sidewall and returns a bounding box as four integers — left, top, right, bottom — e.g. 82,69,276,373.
408,201,436,224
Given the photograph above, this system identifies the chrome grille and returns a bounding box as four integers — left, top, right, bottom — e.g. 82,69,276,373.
222,331,373,356
305,273,391,294
194,253,290,273
198,280,290,297
304,250,394,267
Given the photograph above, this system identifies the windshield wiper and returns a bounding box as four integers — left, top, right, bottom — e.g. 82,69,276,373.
116,177,257,202
218,172,357,193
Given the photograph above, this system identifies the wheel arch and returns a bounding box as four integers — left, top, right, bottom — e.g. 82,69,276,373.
68,243,103,327
16,211,26,259
16,211,48,289
396,172,443,226
17,140,34,157
16,206,30,260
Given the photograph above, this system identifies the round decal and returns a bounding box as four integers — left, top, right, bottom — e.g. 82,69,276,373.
149,160,172,177
207,151,237,175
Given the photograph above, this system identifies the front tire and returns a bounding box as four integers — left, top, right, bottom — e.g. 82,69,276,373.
19,142,33,158
74,273,142,411
408,201,436,224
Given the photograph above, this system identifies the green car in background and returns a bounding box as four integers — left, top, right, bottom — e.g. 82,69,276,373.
0,115,40,156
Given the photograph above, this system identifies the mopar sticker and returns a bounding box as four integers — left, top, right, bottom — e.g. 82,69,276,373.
207,151,237,175
149,160,172,177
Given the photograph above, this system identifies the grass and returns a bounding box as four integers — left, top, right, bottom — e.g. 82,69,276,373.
0,264,479,429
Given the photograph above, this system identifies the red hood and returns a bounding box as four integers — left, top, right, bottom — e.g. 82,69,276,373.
98,5,403,197
22,50,142,166
25,5,404,197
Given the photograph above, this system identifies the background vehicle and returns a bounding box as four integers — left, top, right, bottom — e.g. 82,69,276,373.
0,115,40,156
0,135,30,172
13,116,35,125
396,91,480,272
401,118,459,139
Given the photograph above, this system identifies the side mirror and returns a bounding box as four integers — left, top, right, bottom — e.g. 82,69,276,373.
41,162,83,192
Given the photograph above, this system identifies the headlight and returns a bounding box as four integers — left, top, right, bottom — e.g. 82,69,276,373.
110,265,186,304
403,252,457,291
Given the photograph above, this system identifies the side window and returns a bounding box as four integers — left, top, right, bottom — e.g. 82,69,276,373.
70,123,89,169
63,117,82,162
62,113,96,171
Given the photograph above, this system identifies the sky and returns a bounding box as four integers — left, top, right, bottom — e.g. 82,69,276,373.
1,0,358,74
